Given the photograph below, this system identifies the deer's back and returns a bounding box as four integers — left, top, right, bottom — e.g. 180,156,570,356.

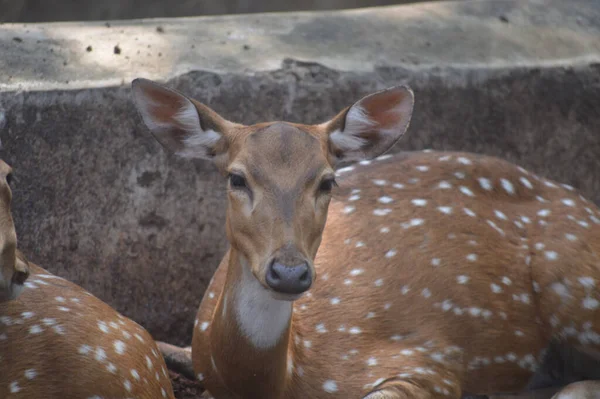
0,264,174,399
292,151,600,394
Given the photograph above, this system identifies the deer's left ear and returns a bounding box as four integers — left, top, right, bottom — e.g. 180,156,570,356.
323,86,414,164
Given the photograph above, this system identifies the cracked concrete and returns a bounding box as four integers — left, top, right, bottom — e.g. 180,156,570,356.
0,0,599,356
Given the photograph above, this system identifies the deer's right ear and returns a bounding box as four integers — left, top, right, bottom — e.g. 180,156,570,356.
131,78,231,160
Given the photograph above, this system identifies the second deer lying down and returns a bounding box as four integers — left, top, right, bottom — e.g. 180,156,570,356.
0,159,175,398
132,78,600,399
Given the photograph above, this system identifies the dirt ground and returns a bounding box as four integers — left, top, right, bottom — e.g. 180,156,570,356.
170,371,205,399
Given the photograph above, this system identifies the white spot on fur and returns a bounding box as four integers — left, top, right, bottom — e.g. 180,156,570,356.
477,177,492,190
437,206,452,215
466,254,478,262
10,382,20,393
491,283,503,293
494,210,508,220
95,347,107,362
411,199,427,206
336,166,354,174
538,209,551,217
350,269,364,276
519,177,533,189
579,277,595,288
457,275,469,284
114,340,126,355
463,208,476,217
21,311,34,319
500,179,515,194
373,209,392,216
323,380,338,393
29,325,42,334
459,186,475,197
98,321,109,333
402,218,424,229
24,369,36,380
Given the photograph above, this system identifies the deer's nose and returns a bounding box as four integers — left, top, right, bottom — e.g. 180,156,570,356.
266,260,312,295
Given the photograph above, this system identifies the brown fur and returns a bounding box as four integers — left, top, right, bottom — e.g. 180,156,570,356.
0,160,175,399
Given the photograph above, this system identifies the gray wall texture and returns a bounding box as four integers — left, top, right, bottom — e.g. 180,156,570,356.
2,62,600,346
0,0,442,22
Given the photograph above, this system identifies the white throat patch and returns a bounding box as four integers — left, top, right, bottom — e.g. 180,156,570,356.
234,263,292,350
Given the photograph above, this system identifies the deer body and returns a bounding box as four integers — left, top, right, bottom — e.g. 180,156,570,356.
0,158,174,398
190,150,600,398
0,260,176,398
131,79,600,398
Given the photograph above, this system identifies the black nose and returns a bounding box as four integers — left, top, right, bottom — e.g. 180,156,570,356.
266,260,312,295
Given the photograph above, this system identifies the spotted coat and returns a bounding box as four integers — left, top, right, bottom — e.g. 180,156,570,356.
193,150,600,398
0,262,175,399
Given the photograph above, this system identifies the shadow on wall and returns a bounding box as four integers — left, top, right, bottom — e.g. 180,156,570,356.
0,0,446,23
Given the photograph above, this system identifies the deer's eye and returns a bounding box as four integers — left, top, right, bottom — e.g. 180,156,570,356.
229,173,248,190
6,173,13,187
318,178,337,194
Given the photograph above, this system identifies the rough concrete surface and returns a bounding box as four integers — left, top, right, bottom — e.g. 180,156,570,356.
1,0,445,23
1,0,600,355
2,0,600,92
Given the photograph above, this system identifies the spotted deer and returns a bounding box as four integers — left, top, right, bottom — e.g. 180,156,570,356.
0,160,29,302
131,78,600,399
0,159,175,398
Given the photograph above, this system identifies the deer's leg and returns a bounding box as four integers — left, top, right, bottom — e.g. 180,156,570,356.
156,341,196,380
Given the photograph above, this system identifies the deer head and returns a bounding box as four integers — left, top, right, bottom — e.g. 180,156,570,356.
131,79,414,300
0,160,29,302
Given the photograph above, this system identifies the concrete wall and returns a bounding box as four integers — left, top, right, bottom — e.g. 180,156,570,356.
0,0,443,22
1,0,600,348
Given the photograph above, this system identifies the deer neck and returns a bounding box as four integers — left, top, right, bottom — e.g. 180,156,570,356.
210,249,293,398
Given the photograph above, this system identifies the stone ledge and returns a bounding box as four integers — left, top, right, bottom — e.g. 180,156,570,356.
1,0,600,92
